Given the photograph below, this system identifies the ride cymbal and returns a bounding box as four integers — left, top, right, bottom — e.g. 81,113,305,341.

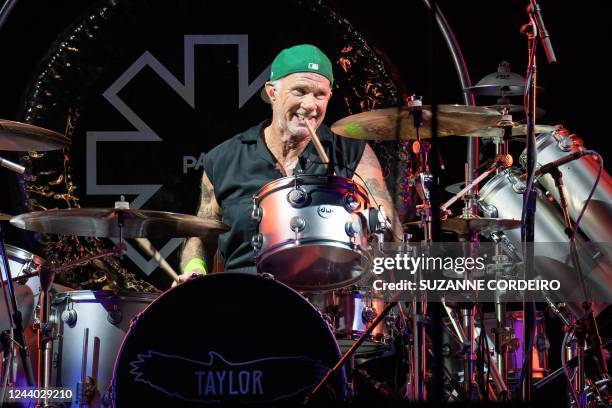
331,105,501,141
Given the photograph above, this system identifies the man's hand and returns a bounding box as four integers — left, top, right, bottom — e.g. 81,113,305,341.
172,269,206,287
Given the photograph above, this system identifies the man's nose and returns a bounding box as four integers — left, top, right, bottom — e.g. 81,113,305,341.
300,94,317,112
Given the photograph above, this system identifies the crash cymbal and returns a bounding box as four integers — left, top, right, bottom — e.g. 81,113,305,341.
331,105,501,141
0,119,70,151
441,216,520,235
10,208,229,242
460,124,557,138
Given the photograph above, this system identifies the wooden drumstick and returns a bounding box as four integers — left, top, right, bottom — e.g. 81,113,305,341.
302,116,330,165
135,238,180,281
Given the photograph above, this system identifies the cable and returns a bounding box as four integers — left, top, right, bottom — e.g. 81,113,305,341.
571,152,604,240
562,328,581,406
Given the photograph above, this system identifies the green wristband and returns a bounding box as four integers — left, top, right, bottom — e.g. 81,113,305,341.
184,258,207,274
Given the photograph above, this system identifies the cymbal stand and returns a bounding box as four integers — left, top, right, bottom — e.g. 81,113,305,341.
0,159,35,399
35,203,126,407
408,96,428,402
491,111,515,389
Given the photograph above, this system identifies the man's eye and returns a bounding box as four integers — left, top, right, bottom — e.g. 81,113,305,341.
292,89,305,96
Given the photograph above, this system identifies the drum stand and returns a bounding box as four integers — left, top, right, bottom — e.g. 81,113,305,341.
304,298,399,404
0,157,35,401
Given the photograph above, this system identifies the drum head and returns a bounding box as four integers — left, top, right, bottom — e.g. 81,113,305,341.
112,273,346,405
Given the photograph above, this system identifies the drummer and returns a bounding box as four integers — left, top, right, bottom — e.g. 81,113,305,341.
178,44,401,282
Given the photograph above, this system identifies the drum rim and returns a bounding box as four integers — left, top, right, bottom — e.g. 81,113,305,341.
254,174,368,202
53,289,159,303
4,244,45,265
257,241,368,290
478,167,523,200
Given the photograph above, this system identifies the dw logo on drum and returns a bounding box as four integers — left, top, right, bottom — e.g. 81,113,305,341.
317,206,334,218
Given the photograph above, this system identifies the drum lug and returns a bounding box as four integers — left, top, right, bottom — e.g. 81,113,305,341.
251,206,262,222
345,221,359,243
287,188,308,208
61,309,78,327
251,233,264,252
478,202,498,219
107,307,123,325
343,194,360,212
289,216,306,233
361,306,377,324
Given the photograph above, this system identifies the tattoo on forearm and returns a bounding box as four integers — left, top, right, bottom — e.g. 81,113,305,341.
365,177,392,204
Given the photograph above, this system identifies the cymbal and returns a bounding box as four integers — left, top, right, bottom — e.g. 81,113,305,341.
465,62,533,96
442,216,520,235
10,208,229,241
445,182,465,195
0,119,70,151
331,105,502,141
460,124,557,138
487,104,546,118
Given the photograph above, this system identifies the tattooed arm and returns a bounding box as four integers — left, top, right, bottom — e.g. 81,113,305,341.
179,171,221,276
353,143,404,241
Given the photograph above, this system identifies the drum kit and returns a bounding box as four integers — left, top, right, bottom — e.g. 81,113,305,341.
0,64,611,407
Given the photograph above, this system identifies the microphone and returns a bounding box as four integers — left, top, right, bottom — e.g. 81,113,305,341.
521,150,595,180
536,150,594,176
529,1,557,64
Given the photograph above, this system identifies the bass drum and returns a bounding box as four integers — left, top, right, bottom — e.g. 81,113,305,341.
112,273,347,406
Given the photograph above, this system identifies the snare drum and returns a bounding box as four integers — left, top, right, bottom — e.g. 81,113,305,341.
51,290,157,407
252,175,371,290
112,273,347,405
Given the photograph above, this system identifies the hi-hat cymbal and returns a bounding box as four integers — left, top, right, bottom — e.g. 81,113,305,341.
10,208,229,242
487,104,546,118
442,216,520,236
0,119,70,151
460,124,557,138
331,105,501,141
465,61,543,96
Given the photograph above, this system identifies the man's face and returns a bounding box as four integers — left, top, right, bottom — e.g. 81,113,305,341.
267,72,332,138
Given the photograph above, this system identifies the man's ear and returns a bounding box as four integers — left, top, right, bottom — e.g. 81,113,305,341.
264,82,276,102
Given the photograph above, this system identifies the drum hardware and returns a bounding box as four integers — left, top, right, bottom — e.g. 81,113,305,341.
304,296,399,404
0,217,35,390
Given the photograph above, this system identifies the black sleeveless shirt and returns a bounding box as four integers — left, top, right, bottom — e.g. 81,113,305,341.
204,121,366,271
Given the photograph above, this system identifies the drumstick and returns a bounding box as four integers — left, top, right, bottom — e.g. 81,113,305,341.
134,238,180,281
301,116,330,165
